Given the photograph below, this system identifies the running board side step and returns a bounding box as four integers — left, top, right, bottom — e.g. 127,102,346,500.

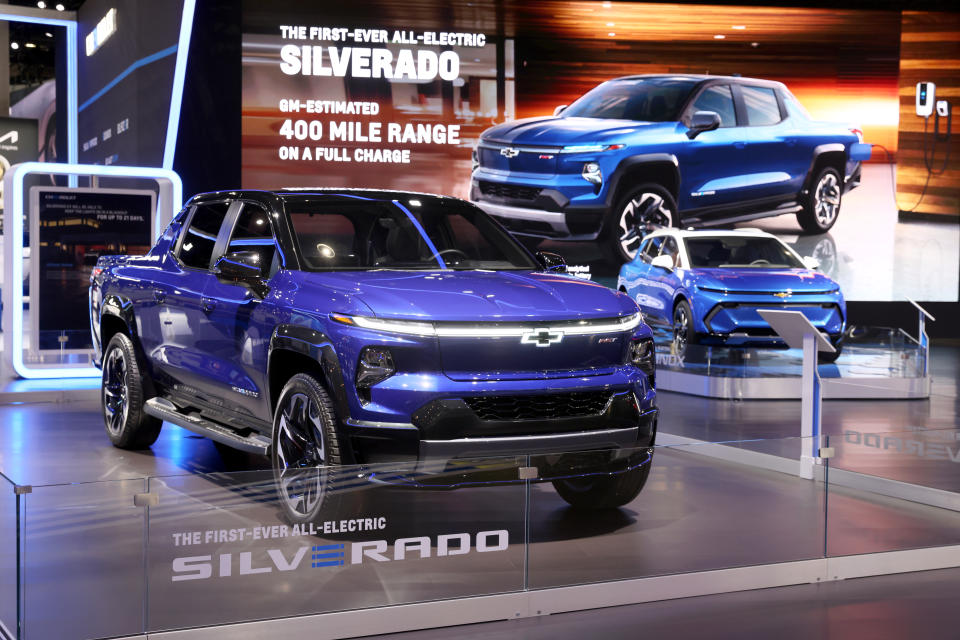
144,398,271,455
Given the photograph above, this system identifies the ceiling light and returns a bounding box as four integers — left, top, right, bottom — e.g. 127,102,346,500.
602,1,611,7
608,32,616,37
606,22,615,26
732,25,746,30
55,3,65,10
10,42,19,50
37,1,46,8
45,32,53,38
25,43,36,48
751,42,759,47
714,34,726,39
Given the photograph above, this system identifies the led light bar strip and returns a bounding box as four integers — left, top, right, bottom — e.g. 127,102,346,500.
332,313,642,337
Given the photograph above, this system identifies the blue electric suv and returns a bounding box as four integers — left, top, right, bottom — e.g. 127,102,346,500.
89,189,658,515
470,74,872,263
618,228,845,361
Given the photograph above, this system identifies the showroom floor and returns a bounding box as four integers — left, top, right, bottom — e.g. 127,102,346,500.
0,345,957,638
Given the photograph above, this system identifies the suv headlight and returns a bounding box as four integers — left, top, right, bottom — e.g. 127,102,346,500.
356,346,395,404
628,337,655,388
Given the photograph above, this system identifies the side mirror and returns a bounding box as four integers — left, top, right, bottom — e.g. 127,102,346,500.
214,251,270,298
686,110,721,139
650,254,675,271
553,104,568,116
535,250,567,273
802,256,820,270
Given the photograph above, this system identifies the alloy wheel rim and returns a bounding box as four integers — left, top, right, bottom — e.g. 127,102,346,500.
814,173,840,226
673,307,689,355
618,193,673,259
102,347,128,436
274,392,327,517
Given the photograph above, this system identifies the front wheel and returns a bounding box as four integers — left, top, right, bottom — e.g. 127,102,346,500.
605,184,677,264
552,461,652,509
672,299,697,359
797,167,842,233
101,333,162,449
820,338,843,364
271,373,344,524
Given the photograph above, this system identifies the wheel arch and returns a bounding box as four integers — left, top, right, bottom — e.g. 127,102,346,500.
802,144,846,195
607,154,681,209
267,325,351,423
98,294,138,365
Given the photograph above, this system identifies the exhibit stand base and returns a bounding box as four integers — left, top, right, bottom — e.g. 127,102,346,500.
96,544,960,640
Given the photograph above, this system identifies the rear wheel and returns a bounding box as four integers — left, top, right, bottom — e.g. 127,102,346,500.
820,337,843,364
271,373,344,524
101,333,162,449
605,184,677,264
798,167,842,233
553,460,652,509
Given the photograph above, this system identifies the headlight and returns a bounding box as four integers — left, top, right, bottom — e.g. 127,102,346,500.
628,337,655,388
356,347,396,404
582,162,602,186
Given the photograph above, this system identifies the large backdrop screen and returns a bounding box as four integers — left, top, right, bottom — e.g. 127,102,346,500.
241,1,959,302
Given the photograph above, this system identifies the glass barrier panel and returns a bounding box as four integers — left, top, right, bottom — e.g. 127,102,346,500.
826,427,960,557
146,456,527,633
527,440,825,589
0,473,20,640
22,479,147,640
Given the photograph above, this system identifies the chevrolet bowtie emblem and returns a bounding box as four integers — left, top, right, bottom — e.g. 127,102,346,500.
500,147,520,158
520,328,563,347
774,291,791,299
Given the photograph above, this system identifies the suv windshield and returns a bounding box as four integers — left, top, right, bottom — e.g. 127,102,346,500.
285,196,539,271
562,77,697,121
686,236,804,269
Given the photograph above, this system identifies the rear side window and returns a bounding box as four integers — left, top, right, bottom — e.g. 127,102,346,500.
741,86,783,126
690,85,737,127
179,202,230,269
640,236,665,263
660,236,680,267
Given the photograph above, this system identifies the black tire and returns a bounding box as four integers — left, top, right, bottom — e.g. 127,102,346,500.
604,183,677,264
271,373,345,524
552,459,652,509
672,299,696,359
100,333,162,449
797,166,842,233
820,338,843,364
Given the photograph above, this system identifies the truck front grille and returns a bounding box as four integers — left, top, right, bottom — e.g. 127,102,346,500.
464,391,612,422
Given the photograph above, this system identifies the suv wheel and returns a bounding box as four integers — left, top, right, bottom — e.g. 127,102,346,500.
672,299,697,359
798,167,842,233
271,373,343,523
101,333,162,449
607,184,677,264
552,458,652,509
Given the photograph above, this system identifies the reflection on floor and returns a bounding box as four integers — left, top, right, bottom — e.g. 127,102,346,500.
367,567,960,640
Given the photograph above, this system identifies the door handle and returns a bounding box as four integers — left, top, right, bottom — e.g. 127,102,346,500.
153,288,166,303
201,297,216,312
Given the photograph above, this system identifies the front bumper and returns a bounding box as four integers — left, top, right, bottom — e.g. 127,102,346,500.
470,175,607,240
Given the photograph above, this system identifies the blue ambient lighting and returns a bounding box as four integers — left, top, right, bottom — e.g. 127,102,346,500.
164,0,196,170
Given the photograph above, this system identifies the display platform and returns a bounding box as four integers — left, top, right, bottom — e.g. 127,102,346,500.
649,325,930,400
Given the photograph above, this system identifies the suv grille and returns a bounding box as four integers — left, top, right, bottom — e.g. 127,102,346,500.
464,391,612,421
478,181,542,201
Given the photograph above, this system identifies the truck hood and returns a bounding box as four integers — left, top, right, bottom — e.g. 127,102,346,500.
481,116,676,147
690,268,841,294
296,270,636,322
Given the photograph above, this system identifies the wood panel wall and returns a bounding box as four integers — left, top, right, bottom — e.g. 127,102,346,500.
895,11,960,218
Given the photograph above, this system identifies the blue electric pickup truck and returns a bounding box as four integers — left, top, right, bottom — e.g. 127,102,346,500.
470,74,872,263
89,189,658,515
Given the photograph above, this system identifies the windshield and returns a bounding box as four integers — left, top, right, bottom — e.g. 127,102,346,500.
285,196,539,271
686,236,803,269
562,78,697,121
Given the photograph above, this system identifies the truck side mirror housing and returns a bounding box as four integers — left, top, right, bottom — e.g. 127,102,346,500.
686,111,721,139
536,250,567,273
214,251,270,297
553,105,568,116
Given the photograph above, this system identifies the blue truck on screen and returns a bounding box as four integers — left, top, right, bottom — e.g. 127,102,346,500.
89,189,658,517
470,74,872,263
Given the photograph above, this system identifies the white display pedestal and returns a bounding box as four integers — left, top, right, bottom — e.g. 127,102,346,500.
757,310,836,480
